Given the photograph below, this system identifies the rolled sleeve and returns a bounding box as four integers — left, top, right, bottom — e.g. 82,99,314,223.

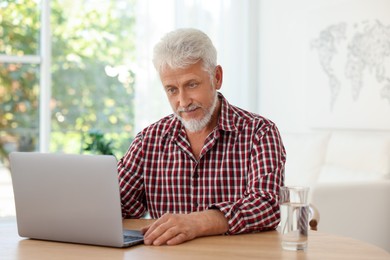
209,125,285,234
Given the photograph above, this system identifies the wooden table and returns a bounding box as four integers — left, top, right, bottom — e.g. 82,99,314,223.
0,217,389,260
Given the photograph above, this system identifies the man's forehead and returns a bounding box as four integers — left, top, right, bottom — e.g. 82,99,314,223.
160,63,205,85
161,72,201,87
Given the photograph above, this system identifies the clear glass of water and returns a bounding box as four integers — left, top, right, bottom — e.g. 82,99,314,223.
279,186,310,251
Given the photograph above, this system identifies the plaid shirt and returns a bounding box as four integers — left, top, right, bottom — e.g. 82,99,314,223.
118,93,286,234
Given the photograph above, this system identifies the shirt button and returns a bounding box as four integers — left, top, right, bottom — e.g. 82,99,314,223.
193,173,199,178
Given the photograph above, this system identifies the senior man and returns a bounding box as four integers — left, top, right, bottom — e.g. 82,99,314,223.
117,28,286,246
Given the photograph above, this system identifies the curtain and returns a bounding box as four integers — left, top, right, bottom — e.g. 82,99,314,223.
134,0,259,132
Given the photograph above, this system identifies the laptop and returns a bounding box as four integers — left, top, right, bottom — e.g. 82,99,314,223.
9,152,144,247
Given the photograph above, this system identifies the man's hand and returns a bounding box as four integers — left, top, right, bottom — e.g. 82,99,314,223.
141,210,229,246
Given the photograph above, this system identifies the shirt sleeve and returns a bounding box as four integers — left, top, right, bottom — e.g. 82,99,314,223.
117,132,147,218
208,124,286,234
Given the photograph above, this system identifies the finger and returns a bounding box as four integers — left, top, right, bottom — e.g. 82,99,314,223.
143,218,167,238
140,224,151,234
144,221,172,245
166,233,187,246
143,213,175,238
151,226,180,246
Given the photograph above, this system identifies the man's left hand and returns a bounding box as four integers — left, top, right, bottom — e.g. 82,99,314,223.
141,210,229,246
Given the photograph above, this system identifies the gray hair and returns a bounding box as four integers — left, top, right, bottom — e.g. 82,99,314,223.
153,28,217,76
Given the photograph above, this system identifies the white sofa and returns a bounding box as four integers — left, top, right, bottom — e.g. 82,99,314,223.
281,130,390,252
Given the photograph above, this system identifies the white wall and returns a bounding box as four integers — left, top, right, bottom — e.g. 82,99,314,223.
257,0,390,133
258,0,315,132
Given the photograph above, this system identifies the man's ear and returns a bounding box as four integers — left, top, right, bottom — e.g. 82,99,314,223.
214,65,223,90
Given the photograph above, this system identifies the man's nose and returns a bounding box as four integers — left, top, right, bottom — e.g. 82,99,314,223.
178,91,191,108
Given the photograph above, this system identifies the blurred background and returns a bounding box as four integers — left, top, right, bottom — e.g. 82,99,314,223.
1,1,389,251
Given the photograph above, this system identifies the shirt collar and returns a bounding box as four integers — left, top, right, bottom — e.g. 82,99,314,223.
217,92,238,132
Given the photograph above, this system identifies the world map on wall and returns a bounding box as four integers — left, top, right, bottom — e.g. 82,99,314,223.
311,20,390,111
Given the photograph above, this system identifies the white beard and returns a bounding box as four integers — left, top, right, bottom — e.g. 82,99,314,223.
175,93,219,133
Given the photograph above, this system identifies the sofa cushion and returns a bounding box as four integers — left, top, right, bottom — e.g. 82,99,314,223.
311,180,390,251
281,132,330,187
318,132,390,182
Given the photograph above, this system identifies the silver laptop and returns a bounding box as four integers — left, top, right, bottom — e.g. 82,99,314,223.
9,152,144,247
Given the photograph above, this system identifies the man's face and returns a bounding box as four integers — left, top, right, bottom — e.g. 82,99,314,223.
160,61,222,132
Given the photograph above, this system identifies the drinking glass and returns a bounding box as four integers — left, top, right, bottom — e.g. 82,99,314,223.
279,186,310,251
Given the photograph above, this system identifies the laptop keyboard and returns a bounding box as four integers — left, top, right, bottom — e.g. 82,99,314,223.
123,229,144,243
124,234,143,243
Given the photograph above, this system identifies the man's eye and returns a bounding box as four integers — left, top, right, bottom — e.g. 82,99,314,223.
188,82,198,88
166,88,177,94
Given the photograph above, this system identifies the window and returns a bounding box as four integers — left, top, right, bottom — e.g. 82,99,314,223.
0,0,137,217
0,0,137,165
0,0,41,167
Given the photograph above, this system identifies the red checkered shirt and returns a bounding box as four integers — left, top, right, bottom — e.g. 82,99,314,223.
118,93,286,234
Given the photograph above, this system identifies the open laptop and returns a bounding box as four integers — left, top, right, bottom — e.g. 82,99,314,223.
9,152,144,247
